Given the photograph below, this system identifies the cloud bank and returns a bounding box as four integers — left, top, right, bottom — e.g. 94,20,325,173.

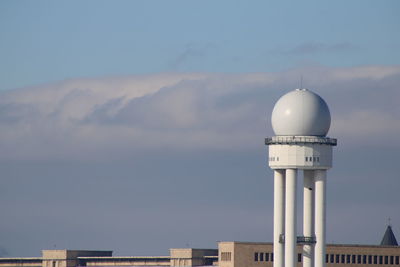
0,65,399,161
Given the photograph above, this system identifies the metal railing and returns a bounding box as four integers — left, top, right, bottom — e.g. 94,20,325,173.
279,234,317,244
265,136,337,146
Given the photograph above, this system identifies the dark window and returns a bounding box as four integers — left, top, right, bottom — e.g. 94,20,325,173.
298,253,302,262
330,254,334,263
368,255,372,264
317,157,319,162
271,253,274,262
385,256,388,264
254,252,258,262
358,255,362,263
347,255,351,263
305,157,308,162
352,255,356,263
265,253,269,262
277,157,279,161
374,255,378,264
326,254,329,263
390,256,394,265
379,255,383,264
363,255,367,264
341,254,345,263
395,256,399,265
336,254,340,263
260,252,264,261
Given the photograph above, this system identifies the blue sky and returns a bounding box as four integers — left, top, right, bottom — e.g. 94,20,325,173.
1,0,399,90
0,0,400,258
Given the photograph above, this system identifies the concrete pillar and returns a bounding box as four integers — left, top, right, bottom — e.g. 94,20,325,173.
315,170,327,267
285,169,297,267
303,170,315,267
274,169,285,267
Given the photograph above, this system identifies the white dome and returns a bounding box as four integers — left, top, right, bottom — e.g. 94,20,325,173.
271,89,331,136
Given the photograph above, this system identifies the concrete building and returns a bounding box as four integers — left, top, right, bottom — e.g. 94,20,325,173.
1,234,399,267
1,89,399,267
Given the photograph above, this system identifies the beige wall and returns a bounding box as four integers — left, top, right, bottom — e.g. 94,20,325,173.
0,258,41,267
170,248,217,266
85,259,169,266
42,250,112,267
218,242,400,267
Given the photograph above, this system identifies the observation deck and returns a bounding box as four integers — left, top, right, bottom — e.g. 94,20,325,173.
265,136,337,146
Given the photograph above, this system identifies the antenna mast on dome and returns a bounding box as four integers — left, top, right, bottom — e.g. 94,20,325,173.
300,75,303,89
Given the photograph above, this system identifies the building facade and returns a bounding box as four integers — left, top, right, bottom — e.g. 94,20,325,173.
1,239,399,267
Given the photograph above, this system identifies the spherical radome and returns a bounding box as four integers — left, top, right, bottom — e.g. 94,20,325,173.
271,89,331,136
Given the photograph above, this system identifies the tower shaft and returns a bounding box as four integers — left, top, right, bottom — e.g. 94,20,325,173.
266,136,335,267
285,169,297,267
273,170,285,267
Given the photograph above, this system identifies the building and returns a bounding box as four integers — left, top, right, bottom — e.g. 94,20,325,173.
1,231,399,267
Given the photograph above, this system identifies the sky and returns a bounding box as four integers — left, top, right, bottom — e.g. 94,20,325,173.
0,0,399,257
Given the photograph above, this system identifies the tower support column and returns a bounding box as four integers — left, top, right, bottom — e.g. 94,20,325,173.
303,170,315,267
315,170,327,267
273,170,285,267
285,169,297,267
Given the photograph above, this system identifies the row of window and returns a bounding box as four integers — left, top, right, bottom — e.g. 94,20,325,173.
268,156,320,162
254,252,400,265
326,254,400,265
221,252,232,261
254,252,274,262
306,156,319,162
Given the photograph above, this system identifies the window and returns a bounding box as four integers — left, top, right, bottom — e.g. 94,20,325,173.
395,256,399,265
341,254,345,263
336,254,340,263
271,253,274,262
374,255,378,264
347,255,351,263
305,157,308,162
385,256,388,264
326,254,329,263
368,255,372,264
221,252,231,261
265,253,269,262
298,253,302,262
352,255,356,263
317,157,319,162
52,261,56,267
363,255,367,264
277,157,279,161
390,256,394,265
358,255,362,264
260,252,264,261
254,252,258,262
330,254,334,263
379,255,383,264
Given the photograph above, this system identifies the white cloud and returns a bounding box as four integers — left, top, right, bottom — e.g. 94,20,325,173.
0,66,399,160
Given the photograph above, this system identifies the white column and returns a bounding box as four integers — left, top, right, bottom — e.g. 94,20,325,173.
315,170,327,267
303,170,315,267
285,169,297,267
274,169,285,267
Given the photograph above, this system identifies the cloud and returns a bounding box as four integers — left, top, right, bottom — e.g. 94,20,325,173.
168,42,217,70
280,42,358,55
0,66,399,161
